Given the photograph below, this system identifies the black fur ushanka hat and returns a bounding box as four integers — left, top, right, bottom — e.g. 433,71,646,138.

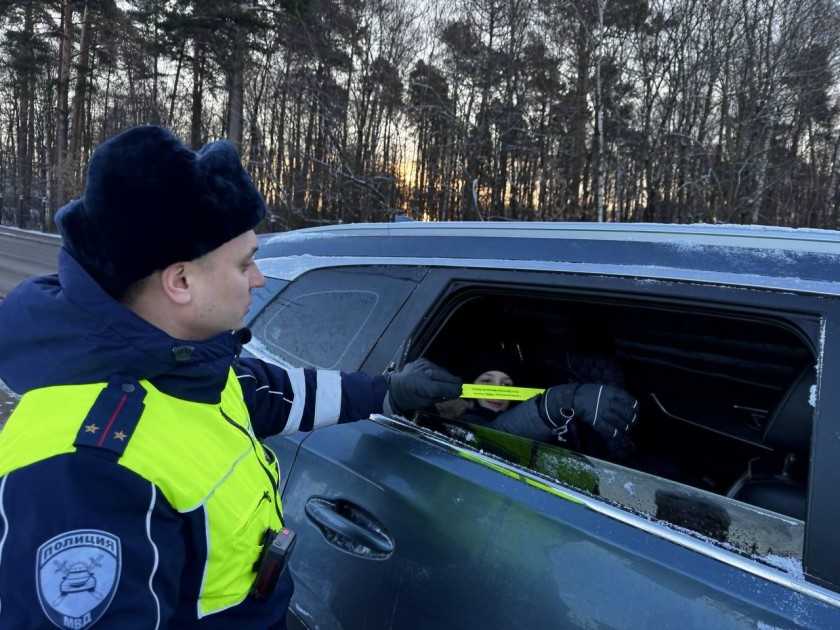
56,125,265,297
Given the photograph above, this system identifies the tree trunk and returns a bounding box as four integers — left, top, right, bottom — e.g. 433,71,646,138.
168,41,186,128
595,0,606,222
16,1,35,229
69,1,92,190
226,24,246,152
825,135,840,228
54,2,73,219
570,20,591,217
191,40,205,148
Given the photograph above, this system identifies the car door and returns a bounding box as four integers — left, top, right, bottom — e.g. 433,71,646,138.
278,414,840,629
246,264,427,493
264,264,840,629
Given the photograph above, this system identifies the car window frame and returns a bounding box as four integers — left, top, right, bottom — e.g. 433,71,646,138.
364,264,838,595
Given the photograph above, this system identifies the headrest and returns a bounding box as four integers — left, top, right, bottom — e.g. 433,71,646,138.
762,365,816,454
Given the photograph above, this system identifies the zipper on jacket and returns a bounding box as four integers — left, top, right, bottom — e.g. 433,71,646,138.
220,408,284,527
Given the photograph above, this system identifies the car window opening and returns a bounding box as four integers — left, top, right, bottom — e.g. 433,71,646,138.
419,292,815,566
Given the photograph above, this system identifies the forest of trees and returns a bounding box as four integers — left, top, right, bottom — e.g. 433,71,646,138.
1,0,839,233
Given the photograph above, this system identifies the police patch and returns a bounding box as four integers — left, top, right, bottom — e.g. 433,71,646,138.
36,529,121,629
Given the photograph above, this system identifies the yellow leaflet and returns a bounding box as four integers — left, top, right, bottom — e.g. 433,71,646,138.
461,384,545,401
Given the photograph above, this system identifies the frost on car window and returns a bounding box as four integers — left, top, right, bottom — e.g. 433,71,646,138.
251,289,378,369
595,459,803,561
415,413,803,570
246,266,425,371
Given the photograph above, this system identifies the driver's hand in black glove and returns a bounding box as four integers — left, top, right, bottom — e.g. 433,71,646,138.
384,359,463,416
539,383,639,459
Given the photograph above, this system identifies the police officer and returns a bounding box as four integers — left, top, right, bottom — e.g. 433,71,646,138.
0,125,462,628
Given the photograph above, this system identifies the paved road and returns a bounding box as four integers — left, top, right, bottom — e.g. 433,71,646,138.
0,227,61,426
0,226,61,299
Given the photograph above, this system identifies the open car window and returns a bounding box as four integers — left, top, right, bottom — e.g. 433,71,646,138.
415,287,818,575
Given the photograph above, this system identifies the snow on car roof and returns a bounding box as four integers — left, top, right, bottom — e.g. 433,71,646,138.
256,221,840,292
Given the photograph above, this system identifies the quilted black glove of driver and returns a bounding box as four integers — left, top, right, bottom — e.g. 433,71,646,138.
539,383,639,459
384,359,463,416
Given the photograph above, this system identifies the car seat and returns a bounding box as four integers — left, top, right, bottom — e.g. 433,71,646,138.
726,365,815,520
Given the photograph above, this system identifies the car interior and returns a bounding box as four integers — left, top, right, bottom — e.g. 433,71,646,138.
419,291,818,522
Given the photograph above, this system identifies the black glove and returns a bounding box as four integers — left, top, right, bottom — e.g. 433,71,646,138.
486,397,556,442
384,359,463,416
539,383,638,459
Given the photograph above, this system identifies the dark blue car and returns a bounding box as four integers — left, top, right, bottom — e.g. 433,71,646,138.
244,221,840,629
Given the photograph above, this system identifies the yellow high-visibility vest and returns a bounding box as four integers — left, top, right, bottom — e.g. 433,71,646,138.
0,368,282,617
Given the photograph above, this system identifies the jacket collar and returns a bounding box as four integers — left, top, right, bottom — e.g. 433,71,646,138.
0,249,245,405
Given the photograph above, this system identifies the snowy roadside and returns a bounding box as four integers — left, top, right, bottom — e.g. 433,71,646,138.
0,379,19,430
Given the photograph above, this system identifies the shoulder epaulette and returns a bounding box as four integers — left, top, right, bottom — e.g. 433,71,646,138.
74,376,147,459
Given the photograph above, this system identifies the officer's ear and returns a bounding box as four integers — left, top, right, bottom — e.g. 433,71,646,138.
159,262,192,306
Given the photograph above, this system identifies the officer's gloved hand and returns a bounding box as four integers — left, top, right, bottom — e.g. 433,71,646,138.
384,359,463,416
539,383,639,460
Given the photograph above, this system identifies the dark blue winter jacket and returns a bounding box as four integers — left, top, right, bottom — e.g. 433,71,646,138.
0,249,387,629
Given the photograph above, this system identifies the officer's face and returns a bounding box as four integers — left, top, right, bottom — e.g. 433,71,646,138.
186,230,265,339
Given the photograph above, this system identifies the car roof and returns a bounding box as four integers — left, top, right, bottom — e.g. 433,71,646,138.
256,221,840,294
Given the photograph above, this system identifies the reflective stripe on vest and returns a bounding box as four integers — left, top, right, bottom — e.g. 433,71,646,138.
0,368,283,617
